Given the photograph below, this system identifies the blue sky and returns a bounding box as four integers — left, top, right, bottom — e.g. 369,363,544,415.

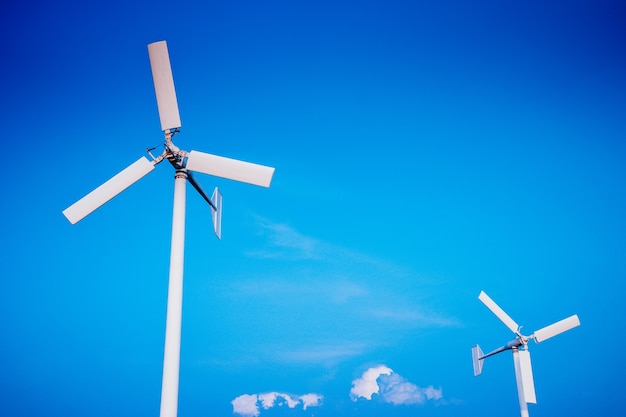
2,1,625,416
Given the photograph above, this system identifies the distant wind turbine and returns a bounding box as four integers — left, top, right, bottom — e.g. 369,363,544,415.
472,291,580,417
63,40,275,417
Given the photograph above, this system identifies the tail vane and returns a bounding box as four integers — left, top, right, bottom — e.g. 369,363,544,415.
211,187,222,239
472,345,484,376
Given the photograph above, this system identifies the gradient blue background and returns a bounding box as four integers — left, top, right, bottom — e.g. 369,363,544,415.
2,1,625,416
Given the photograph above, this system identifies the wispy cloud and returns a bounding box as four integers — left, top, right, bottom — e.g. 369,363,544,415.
247,218,410,277
350,365,443,405
367,307,460,327
232,392,323,417
232,278,368,305
246,218,323,260
225,218,460,366
269,341,368,365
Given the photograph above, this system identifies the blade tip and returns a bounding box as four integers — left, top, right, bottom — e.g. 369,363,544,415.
62,208,79,225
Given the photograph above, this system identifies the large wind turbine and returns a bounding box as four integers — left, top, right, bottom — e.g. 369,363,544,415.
63,40,275,417
472,290,580,417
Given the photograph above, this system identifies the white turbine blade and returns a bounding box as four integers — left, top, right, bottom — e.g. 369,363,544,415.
186,150,274,187
533,314,580,343
513,349,536,404
62,157,155,224
148,40,181,131
478,291,519,334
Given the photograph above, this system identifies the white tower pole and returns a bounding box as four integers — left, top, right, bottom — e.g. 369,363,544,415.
513,348,530,417
160,169,187,417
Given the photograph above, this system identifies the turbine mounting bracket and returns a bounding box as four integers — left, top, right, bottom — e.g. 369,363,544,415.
162,138,187,169
164,128,180,142
514,326,530,344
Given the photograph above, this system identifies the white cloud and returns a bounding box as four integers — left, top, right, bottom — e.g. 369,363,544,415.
379,373,443,405
300,393,323,409
259,392,300,409
232,367,441,417
351,366,443,406
232,392,323,417
232,394,260,417
350,365,393,400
